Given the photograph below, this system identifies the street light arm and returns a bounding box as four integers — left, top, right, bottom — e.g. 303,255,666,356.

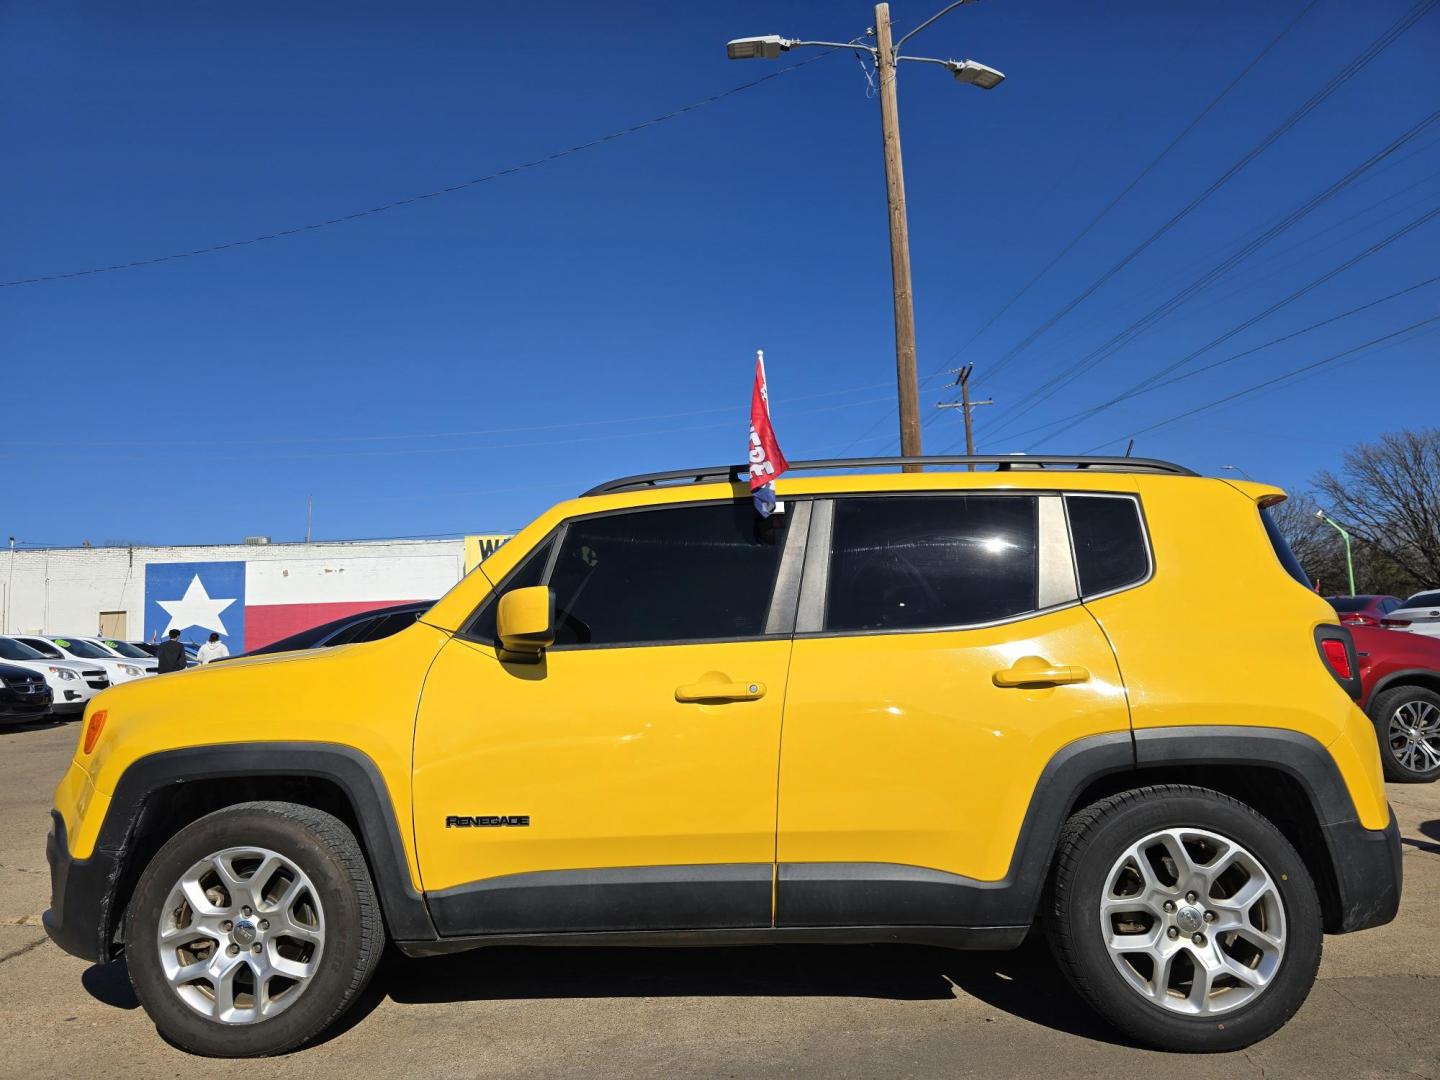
893,0,975,53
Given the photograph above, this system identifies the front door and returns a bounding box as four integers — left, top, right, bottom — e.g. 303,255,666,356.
775,492,1132,926
413,499,801,937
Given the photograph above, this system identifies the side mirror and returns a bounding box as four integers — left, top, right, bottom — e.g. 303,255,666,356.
496,586,555,662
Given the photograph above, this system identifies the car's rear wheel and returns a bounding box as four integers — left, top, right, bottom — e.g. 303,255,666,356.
125,801,384,1057
1368,685,1440,783
1045,785,1322,1052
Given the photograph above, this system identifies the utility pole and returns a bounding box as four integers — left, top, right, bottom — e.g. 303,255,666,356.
725,7,1004,467
305,496,313,544
874,4,921,464
935,364,992,469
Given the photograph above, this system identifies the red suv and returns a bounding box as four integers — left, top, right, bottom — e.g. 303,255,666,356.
1352,624,1440,782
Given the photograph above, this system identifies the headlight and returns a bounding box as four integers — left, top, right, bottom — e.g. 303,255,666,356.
120,664,144,678
50,667,80,681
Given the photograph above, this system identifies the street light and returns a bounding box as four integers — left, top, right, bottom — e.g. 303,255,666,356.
1315,509,1357,597
727,2,1004,464
1221,464,1254,480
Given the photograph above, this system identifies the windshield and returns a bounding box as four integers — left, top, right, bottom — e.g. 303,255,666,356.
1328,597,1374,613
1405,591,1440,608
48,637,111,659
17,638,62,659
101,639,151,658
0,638,46,661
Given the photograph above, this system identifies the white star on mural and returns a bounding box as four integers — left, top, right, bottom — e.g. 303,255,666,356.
157,575,237,635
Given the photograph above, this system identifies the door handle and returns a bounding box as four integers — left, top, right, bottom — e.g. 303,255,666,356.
675,680,766,703
992,656,1090,688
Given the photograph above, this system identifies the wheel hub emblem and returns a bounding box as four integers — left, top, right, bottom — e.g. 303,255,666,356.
1175,906,1203,934
232,920,257,946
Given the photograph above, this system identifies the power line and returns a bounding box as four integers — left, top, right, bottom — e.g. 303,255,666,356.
972,0,1438,387
989,272,1440,445
0,53,836,290
938,0,1323,376
980,107,1440,441
1080,313,1440,453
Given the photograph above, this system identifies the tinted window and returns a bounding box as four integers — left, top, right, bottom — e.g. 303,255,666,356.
18,638,62,659
1405,591,1440,608
467,539,554,646
825,496,1038,632
1067,495,1149,597
0,638,47,661
356,611,421,642
1383,598,1401,614
50,637,110,658
325,617,379,647
101,639,151,658
1259,507,1311,588
549,503,786,646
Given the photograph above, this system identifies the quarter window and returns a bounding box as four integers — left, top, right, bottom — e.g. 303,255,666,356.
824,495,1039,632
1066,495,1150,597
547,503,788,647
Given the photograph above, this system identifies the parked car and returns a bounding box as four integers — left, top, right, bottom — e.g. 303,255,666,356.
45,456,1400,1055
95,638,167,663
13,635,154,685
1352,624,1440,782
0,659,53,723
1326,594,1403,627
1383,589,1440,638
233,601,432,658
0,636,109,717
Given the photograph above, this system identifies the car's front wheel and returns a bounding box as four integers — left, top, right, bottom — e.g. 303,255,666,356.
1045,785,1322,1052
1368,684,1440,783
125,801,384,1057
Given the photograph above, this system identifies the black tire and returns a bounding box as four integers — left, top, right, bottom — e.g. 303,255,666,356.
1045,784,1322,1052
125,801,385,1057
1367,684,1440,783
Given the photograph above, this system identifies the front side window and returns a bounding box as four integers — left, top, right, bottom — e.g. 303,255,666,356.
1066,495,1150,597
549,503,787,647
824,495,1038,632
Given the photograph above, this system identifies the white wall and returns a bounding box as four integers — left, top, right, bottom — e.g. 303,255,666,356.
0,539,467,638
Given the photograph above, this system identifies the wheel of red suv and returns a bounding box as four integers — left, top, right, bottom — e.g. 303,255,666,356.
1045,785,1322,1053
1367,685,1440,783
125,801,384,1057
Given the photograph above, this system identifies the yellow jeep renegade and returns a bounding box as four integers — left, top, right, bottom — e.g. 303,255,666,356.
45,455,1400,1055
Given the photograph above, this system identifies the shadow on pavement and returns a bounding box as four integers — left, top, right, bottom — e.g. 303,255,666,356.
0,718,69,737
321,937,1130,1048
81,958,140,1009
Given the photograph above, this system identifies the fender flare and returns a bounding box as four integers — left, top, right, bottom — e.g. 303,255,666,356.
1365,668,1440,712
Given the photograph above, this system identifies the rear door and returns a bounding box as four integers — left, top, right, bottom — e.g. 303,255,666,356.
774,491,1133,927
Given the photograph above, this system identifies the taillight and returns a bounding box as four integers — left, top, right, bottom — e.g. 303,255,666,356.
1342,614,1378,626
1314,626,1361,700
1381,618,1411,629
1321,638,1352,680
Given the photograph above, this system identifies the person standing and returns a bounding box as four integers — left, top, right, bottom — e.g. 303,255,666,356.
156,629,188,674
197,632,229,665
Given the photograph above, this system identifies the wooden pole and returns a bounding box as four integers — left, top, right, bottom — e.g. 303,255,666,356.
960,364,976,459
874,3,922,468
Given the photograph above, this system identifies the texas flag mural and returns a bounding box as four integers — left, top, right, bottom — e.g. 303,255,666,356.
143,555,456,651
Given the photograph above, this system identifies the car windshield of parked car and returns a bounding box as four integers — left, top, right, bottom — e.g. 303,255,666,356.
0,638,47,661
1328,597,1373,612
48,637,110,659
100,639,151,658
17,638,63,658
1404,591,1440,608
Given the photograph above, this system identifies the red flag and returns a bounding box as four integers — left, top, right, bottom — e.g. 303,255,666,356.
747,350,788,517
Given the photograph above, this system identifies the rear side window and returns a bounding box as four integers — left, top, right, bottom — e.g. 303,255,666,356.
1066,495,1149,597
1259,506,1312,588
549,503,787,646
824,495,1038,632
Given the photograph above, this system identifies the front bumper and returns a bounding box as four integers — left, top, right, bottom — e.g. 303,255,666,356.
1321,809,1403,933
43,811,120,964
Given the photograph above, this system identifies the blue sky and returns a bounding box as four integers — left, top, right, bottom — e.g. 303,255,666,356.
3,0,1437,546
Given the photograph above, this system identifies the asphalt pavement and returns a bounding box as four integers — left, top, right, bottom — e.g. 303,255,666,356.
1,717,1436,1078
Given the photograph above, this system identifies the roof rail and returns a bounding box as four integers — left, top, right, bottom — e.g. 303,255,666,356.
582,455,1197,496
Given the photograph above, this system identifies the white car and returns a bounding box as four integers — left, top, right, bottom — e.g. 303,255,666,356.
13,635,155,686
1388,589,1440,639
0,636,110,716
85,636,179,669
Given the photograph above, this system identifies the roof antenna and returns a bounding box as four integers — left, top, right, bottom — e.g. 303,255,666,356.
1124,438,1135,458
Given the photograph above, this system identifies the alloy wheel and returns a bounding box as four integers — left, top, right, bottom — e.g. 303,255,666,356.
1387,699,1440,774
156,846,326,1024
1099,827,1285,1016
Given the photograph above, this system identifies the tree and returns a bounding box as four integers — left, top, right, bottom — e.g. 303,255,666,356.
1313,428,1440,594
